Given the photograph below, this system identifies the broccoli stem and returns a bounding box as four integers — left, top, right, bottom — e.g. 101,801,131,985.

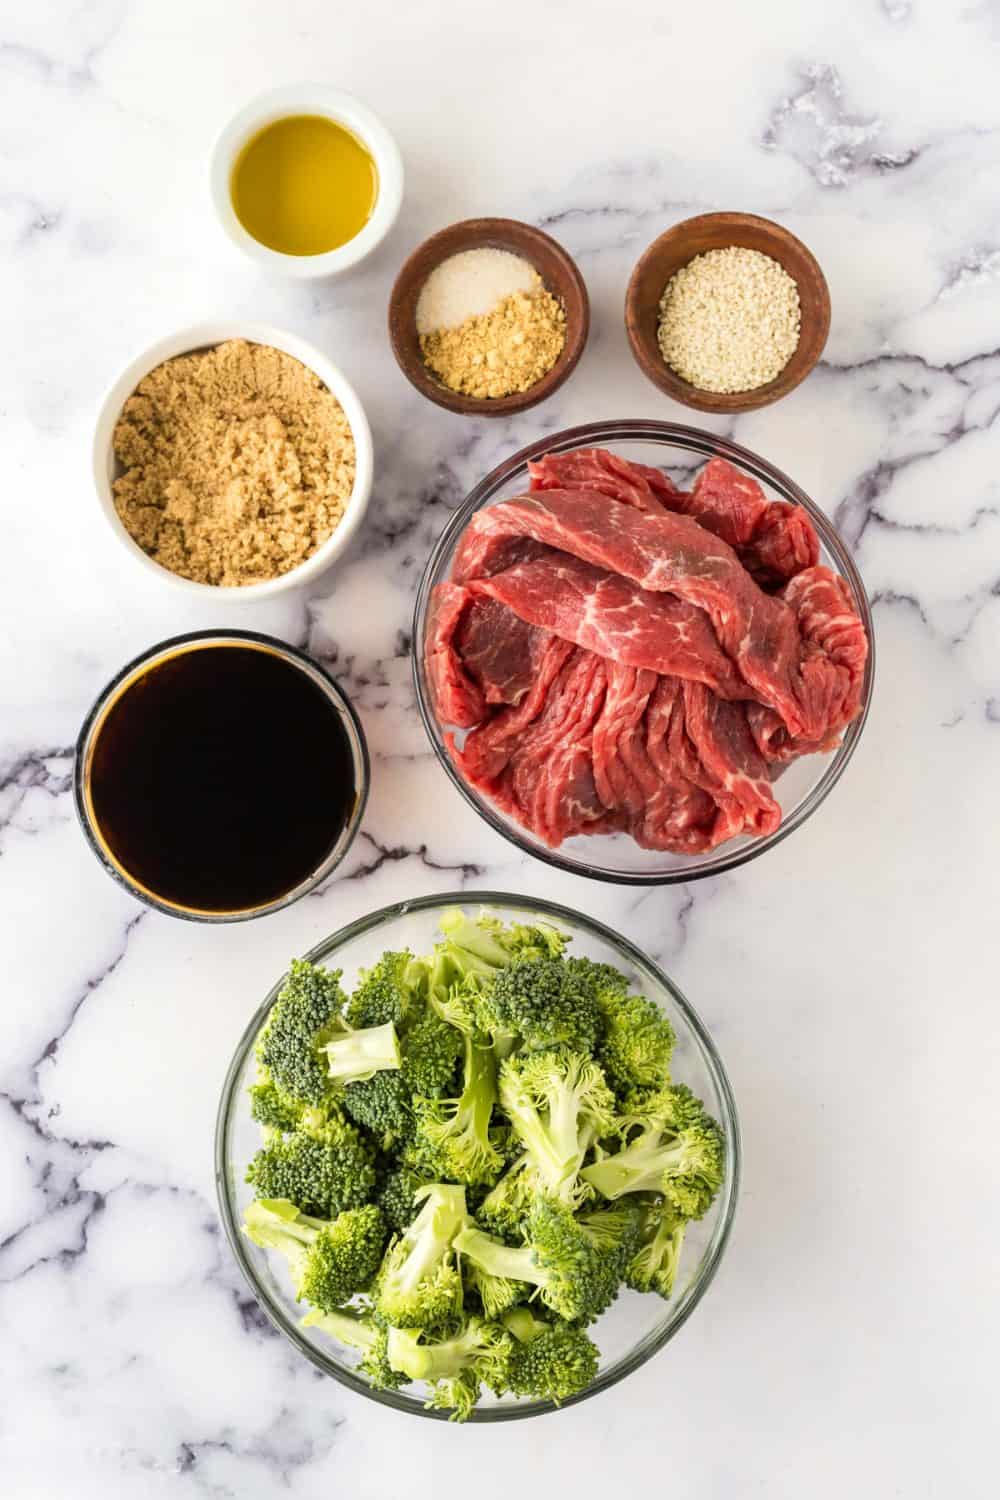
454,1224,545,1292
502,1306,546,1343
583,1132,693,1199
392,1185,468,1295
325,1021,401,1083
417,1032,499,1182
387,1323,482,1382
499,1069,584,1199
301,1306,378,1353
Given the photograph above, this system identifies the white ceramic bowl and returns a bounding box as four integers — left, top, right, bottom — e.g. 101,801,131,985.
209,85,404,279
92,321,374,601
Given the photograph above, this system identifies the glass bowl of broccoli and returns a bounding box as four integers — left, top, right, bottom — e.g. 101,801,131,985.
215,893,740,1421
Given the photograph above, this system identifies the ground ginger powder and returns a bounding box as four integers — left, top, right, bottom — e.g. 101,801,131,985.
111,339,356,586
419,278,566,399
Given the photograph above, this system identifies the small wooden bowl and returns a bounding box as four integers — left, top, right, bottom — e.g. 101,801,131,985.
625,212,830,413
388,218,589,417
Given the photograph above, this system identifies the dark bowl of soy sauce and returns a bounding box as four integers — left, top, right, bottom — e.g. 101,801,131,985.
74,630,369,922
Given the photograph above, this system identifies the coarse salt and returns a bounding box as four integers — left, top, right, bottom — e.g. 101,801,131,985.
416,248,538,334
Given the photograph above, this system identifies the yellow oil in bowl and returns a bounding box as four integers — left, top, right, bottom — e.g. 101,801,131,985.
231,114,378,257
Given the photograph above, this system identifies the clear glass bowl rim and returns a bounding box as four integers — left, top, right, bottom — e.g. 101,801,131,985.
411,418,876,886
214,890,742,1422
73,628,371,923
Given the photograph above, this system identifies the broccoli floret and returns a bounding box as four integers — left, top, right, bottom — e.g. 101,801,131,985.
437,907,567,970
255,960,346,1107
582,1086,724,1219
426,912,569,1052
476,1161,535,1241
575,1201,644,1258
503,1306,600,1403
302,1306,406,1389
246,1119,376,1218
249,1077,304,1134
346,948,461,1092
343,950,426,1029
341,1069,413,1147
243,1199,385,1313
566,958,675,1096
386,1319,513,1421
337,968,461,1145
617,1080,703,1132
377,1162,427,1234
325,1019,406,1144
400,1005,463,1097
480,957,603,1055
624,1197,687,1299
454,1198,636,1326
411,1032,502,1187
339,1008,462,1148
426,965,489,1045
373,1183,469,1329
464,1259,529,1319
498,1050,617,1208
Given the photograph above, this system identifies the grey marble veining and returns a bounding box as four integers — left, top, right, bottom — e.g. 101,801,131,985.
1,0,997,1495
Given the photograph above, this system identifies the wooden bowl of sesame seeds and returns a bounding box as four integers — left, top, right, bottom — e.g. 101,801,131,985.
625,212,830,413
388,218,590,417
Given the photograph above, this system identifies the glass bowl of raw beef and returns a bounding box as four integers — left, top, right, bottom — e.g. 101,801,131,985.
414,420,874,884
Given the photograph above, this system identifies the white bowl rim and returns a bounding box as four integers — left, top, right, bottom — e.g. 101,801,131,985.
209,84,404,279
92,320,374,600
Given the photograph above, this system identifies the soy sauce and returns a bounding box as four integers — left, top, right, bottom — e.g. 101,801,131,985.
87,644,357,913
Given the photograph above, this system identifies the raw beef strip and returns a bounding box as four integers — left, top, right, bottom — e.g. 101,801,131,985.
503,651,605,846
455,595,551,707
683,462,818,585
745,568,865,761
591,665,661,817
452,530,549,585
437,608,744,853
461,488,859,743
529,451,818,587
642,678,743,851
681,683,780,837
528,448,680,512
456,631,576,784
745,500,819,587
426,581,570,723
425,583,486,728
641,678,778,851
744,703,840,765
455,647,777,854
460,650,618,846
778,565,869,732
465,551,747,700
785,567,868,688
509,654,634,846
587,665,720,852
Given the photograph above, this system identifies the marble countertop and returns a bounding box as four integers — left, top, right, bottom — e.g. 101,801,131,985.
3,0,997,1495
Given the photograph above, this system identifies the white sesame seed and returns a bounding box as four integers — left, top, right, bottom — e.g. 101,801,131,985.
656,246,802,394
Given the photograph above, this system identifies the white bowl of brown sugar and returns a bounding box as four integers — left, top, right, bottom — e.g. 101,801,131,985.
92,322,374,599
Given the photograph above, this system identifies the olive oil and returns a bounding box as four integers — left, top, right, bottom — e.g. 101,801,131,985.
86,643,358,914
231,114,378,256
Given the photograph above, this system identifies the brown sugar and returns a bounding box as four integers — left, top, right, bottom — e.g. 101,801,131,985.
111,339,356,587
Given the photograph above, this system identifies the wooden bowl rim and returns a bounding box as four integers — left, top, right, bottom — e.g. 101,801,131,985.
388,217,590,417
624,211,830,414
